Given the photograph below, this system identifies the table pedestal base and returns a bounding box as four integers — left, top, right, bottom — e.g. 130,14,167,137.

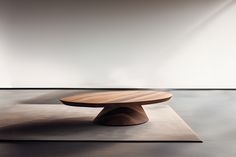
93,105,149,126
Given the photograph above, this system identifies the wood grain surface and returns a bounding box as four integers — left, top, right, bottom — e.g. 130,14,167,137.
94,105,149,126
60,90,172,107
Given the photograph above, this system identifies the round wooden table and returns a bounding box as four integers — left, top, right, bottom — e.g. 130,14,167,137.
60,90,172,126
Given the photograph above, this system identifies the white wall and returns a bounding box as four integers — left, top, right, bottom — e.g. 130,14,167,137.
0,6,11,87
1,0,236,88
0,46,12,87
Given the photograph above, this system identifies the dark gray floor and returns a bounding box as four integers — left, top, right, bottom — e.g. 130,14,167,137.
0,90,236,157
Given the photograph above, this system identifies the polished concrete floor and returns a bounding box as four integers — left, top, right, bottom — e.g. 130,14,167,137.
0,89,236,157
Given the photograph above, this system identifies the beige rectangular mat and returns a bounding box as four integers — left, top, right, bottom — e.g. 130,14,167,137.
0,104,201,142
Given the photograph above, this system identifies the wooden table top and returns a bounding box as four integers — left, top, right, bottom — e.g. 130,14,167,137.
60,90,172,107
